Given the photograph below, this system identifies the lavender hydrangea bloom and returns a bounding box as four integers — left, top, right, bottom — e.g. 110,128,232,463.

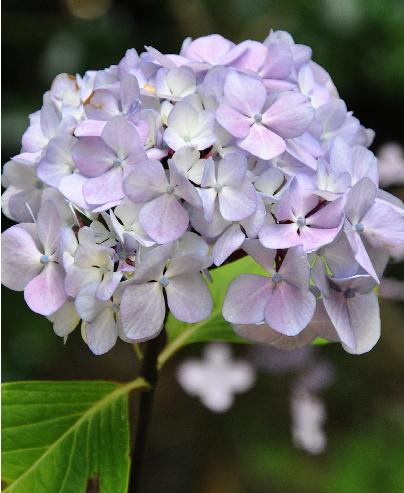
216,71,314,160
120,243,213,341
1,201,67,315
223,243,316,336
1,29,403,356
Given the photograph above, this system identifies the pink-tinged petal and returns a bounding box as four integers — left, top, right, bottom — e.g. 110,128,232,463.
344,226,378,281
279,246,311,289
165,253,212,278
139,194,189,244
37,200,61,254
37,135,76,187
199,188,217,223
166,273,212,323
345,177,377,224
299,224,341,252
83,167,124,205
219,181,257,221
217,152,248,187
238,123,286,160
344,291,380,354
212,224,245,266
72,137,116,178
74,119,106,137
223,71,266,116
262,92,313,138
1,225,42,290
259,223,301,249
40,95,61,139
264,283,316,336
101,116,142,158
96,271,123,301
242,239,276,274
86,309,118,355
222,274,272,324
24,262,67,316
58,173,88,209
124,160,168,202
306,195,346,229
216,104,251,139
134,243,173,282
362,202,404,249
120,282,165,341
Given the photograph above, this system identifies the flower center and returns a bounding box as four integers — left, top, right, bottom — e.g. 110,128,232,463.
214,183,223,193
296,216,306,228
354,223,364,233
272,272,283,284
344,288,356,299
254,113,263,123
166,185,175,194
40,254,50,264
159,276,169,287
113,158,124,167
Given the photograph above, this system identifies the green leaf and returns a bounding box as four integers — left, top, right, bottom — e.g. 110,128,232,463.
159,256,266,367
1,379,147,493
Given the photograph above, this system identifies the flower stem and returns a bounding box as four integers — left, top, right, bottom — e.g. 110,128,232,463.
129,330,166,493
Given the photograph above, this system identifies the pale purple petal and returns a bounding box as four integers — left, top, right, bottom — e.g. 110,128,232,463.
223,274,272,324
139,194,189,244
219,182,257,221
166,273,212,323
344,226,378,281
37,200,61,254
278,245,311,289
264,283,316,336
1,225,42,290
362,202,404,249
134,243,173,282
72,137,115,177
223,71,266,116
83,167,124,205
262,92,313,138
120,282,165,341
199,188,217,223
165,253,212,278
242,239,276,274
212,224,245,266
345,177,377,224
124,160,168,202
217,152,248,186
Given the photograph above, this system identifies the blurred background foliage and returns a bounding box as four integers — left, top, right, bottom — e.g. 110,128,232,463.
2,0,404,492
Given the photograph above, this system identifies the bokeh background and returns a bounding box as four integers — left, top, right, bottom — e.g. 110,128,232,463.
2,0,404,492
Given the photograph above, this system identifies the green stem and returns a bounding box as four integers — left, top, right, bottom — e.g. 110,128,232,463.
129,330,166,493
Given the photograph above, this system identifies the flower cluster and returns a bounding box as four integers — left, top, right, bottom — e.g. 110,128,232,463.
2,31,404,355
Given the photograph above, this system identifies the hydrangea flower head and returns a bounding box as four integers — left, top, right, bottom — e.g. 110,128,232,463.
2,30,403,355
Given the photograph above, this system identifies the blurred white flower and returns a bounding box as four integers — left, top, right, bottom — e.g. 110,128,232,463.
377,142,404,188
177,343,255,413
291,389,327,454
380,278,404,301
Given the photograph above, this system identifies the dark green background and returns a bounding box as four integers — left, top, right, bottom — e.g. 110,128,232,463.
2,1,404,492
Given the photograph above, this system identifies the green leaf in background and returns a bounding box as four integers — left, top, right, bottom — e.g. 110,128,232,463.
2,379,147,493
158,256,266,367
